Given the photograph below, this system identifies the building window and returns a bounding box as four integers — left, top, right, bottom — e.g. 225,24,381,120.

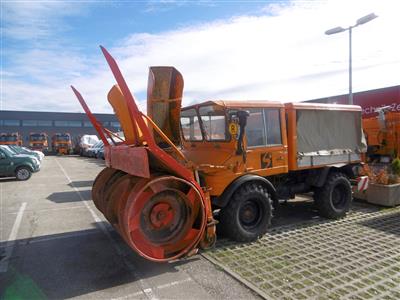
54,121,69,127
103,122,110,127
68,121,82,127
83,121,93,127
22,120,38,126
110,121,120,128
3,120,20,126
37,120,52,127
54,121,82,127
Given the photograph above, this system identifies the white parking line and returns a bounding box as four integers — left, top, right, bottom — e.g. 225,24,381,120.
7,205,86,215
156,277,192,290
111,278,193,300
55,158,159,300
0,202,27,273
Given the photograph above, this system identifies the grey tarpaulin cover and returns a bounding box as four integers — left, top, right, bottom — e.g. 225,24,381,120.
296,110,366,156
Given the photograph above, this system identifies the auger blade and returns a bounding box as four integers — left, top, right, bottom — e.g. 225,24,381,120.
71,85,109,146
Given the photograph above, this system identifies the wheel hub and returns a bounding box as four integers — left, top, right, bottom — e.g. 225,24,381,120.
240,200,261,228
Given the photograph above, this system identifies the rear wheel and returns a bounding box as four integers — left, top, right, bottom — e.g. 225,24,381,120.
219,183,273,242
314,172,352,219
15,167,32,181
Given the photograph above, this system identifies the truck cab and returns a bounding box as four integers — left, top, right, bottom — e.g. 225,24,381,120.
52,133,72,154
0,132,23,146
29,132,48,152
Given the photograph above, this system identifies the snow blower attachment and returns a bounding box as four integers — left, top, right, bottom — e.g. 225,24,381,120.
71,46,216,262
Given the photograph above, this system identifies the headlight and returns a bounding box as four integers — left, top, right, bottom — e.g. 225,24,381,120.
32,157,40,165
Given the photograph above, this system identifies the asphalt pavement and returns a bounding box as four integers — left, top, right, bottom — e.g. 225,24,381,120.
0,156,259,299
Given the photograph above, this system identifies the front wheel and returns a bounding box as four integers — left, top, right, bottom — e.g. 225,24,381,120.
314,172,352,219
219,183,273,242
15,167,32,181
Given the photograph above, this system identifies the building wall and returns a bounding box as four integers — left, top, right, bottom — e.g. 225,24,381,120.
0,110,120,148
306,85,400,118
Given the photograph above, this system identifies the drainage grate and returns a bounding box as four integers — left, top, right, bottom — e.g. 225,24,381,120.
204,204,400,300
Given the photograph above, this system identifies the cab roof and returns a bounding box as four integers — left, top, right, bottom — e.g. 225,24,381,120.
182,100,284,110
182,100,361,112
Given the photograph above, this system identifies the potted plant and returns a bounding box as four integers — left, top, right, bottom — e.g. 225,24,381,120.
364,159,400,207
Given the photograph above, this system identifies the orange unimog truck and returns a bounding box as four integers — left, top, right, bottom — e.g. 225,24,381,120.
29,132,48,152
363,107,400,161
52,133,73,155
0,132,23,146
71,47,367,263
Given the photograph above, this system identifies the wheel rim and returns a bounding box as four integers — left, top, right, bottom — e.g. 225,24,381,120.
331,184,347,210
239,199,262,230
17,169,29,180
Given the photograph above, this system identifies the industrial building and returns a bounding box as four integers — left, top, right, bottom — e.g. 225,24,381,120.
0,110,119,147
306,85,400,118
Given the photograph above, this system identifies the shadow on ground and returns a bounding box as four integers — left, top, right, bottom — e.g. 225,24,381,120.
68,180,94,188
0,225,196,299
359,210,400,237
47,190,92,203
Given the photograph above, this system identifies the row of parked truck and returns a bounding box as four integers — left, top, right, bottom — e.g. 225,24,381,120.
0,132,73,154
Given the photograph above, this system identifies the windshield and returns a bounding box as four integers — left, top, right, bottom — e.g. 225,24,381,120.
0,146,16,156
30,134,46,141
199,106,227,141
8,146,22,153
180,109,202,141
55,134,70,141
0,135,18,142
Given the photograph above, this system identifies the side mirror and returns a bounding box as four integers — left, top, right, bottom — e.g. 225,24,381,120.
235,110,250,158
0,152,6,159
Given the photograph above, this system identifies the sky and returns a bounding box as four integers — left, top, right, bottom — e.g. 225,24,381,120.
1,0,399,113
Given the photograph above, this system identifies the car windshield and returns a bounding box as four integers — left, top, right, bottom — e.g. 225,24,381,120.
9,146,22,153
0,146,16,156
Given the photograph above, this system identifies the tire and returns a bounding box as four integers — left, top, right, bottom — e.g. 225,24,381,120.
313,172,352,219
15,167,32,181
219,183,273,242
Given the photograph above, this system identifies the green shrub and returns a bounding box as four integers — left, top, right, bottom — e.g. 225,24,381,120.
392,158,400,176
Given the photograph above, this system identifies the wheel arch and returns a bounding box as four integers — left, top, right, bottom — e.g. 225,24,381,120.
213,174,278,208
15,164,34,173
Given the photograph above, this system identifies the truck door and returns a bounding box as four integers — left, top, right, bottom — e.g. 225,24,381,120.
244,108,288,175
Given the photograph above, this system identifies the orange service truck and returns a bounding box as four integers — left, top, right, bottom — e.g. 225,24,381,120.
363,107,400,161
52,133,72,154
0,132,22,146
71,46,368,263
29,132,48,152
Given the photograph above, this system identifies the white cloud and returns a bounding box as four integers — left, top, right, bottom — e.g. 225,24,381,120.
2,0,400,113
2,2,86,40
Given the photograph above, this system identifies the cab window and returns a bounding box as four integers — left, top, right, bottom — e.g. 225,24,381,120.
180,109,202,141
199,106,228,141
245,108,282,147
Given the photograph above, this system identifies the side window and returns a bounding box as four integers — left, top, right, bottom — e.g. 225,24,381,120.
181,109,202,141
246,109,266,147
246,108,282,147
264,109,282,145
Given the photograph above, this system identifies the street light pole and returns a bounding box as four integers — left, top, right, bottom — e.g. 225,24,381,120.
325,13,377,105
349,26,352,104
